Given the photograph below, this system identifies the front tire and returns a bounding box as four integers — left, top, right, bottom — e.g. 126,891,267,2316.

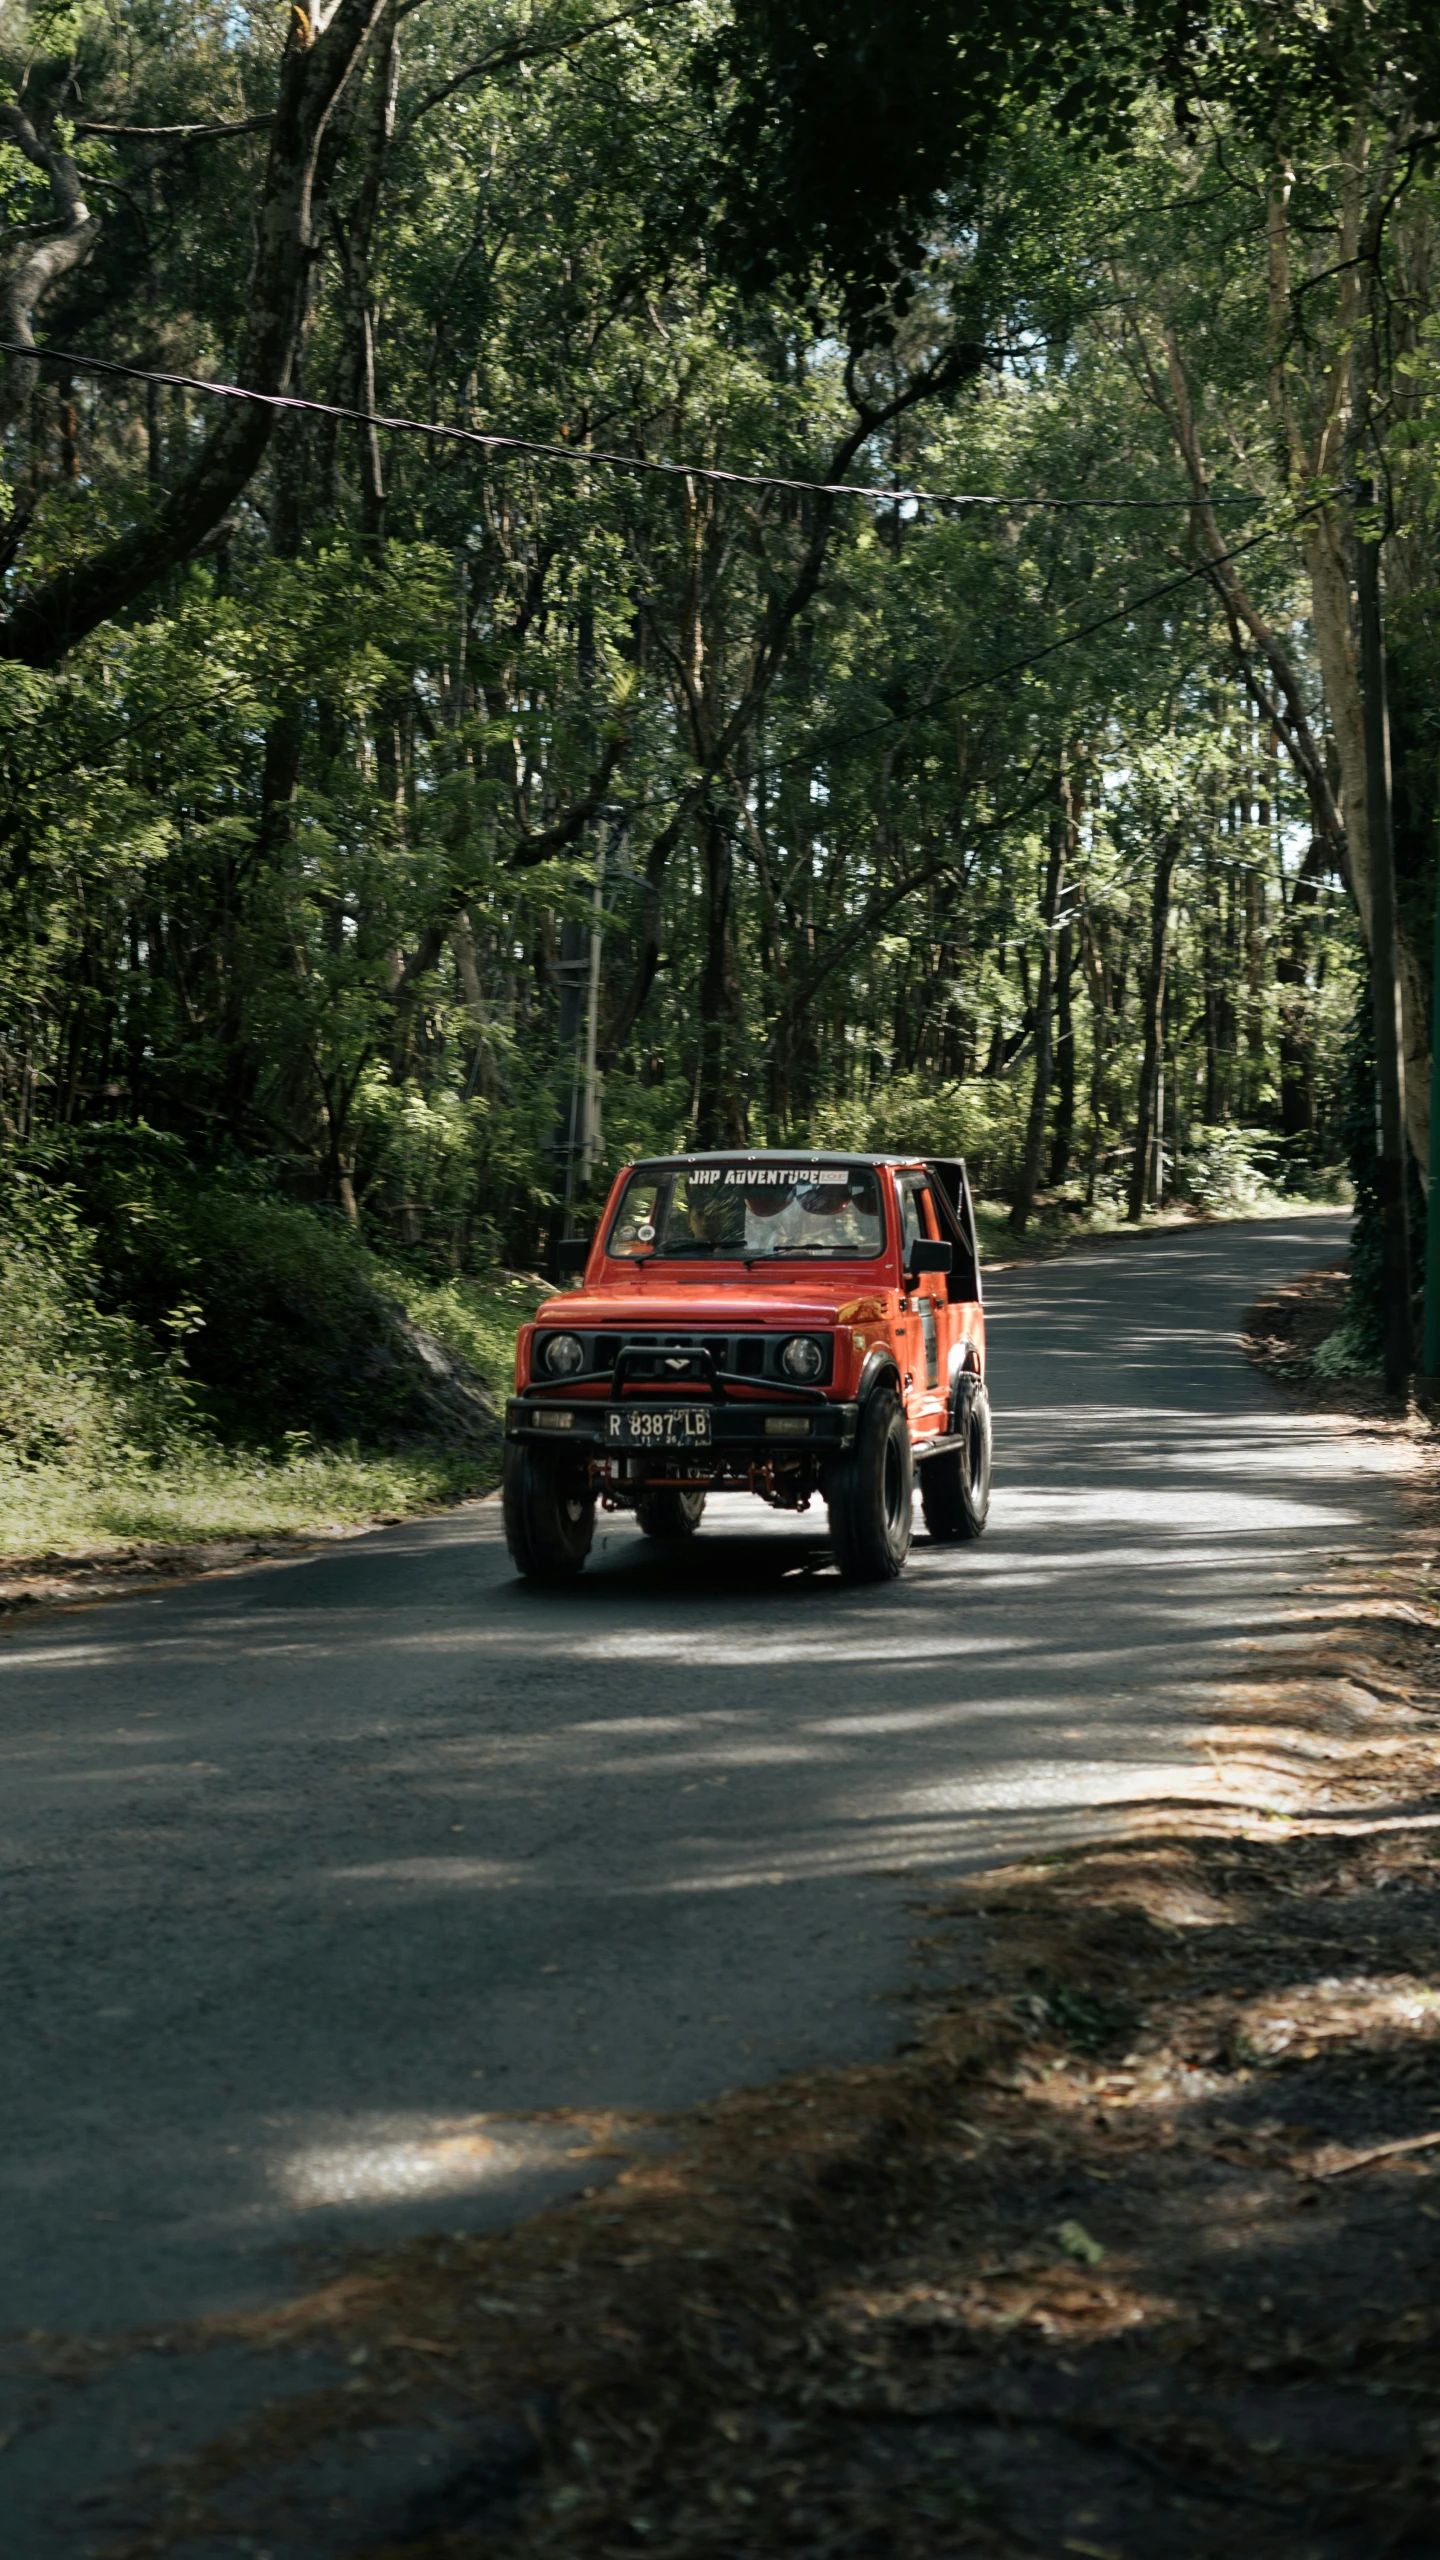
634,1487,706,1541
920,1374,992,1543
502,1442,595,1582
827,1387,913,1582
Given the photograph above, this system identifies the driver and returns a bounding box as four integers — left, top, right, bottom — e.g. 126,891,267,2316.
685,1187,746,1246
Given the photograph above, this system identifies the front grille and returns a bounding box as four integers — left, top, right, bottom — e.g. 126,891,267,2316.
531,1328,832,1386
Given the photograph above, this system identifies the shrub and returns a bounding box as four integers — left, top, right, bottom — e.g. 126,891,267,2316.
1176,1124,1281,1212
29,1130,495,1450
140,1189,496,1446
0,1167,192,1466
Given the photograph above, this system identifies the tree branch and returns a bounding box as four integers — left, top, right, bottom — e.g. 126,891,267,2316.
507,730,628,867
70,116,273,139
606,336,988,1047
0,105,102,433
401,0,695,131
0,0,406,667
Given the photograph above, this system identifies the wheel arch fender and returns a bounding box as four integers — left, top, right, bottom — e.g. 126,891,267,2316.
856,1347,903,1404
946,1336,984,1396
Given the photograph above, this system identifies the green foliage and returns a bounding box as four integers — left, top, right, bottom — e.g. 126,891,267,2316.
1177,1126,1284,1215
807,1072,1031,1196
403,1267,553,1400
1,0,1412,1544
0,1440,491,1562
0,1149,538,1560
0,1166,194,1470
712,0,1440,320
43,1133,500,1447
709,0,1150,314
1020,1973,1138,2055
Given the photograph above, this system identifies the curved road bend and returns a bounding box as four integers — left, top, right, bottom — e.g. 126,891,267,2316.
0,1213,1407,2544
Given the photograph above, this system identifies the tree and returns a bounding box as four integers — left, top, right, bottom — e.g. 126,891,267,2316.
0,0,1373,1284
1,0,404,666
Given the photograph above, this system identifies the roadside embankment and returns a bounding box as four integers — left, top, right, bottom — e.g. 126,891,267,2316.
0,1164,548,1597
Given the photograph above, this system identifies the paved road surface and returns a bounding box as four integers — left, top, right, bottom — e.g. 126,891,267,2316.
0,1214,1407,2547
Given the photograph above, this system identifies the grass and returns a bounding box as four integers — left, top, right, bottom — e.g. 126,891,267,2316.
0,1441,491,1563
401,1265,552,1400
0,1266,552,1570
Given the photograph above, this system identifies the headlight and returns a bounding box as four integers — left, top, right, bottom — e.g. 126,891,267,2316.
781,1334,825,1381
543,1332,584,1377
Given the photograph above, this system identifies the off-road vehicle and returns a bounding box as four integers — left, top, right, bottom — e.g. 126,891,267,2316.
502,1152,991,1583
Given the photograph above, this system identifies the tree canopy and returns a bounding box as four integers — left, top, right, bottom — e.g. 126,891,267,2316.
2,0,1435,1356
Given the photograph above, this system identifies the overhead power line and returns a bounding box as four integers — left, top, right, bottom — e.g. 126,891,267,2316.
1,340,1259,512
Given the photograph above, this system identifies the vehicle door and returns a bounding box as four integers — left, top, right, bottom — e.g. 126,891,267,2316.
895,1174,949,1443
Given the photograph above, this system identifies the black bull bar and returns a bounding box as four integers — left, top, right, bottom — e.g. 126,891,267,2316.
507,1341,866,1454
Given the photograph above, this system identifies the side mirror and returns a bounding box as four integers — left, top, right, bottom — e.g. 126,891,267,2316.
556,1237,591,1282
907,1238,953,1279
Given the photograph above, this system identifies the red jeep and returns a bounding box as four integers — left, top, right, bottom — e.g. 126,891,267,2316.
502,1152,991,1584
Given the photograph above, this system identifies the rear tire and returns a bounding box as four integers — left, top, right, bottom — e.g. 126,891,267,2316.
634,1487,706,1541
827,1387,913,1582
502,1442,595,1582
920,1374,992,1543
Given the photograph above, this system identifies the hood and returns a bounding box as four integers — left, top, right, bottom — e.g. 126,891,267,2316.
535,1274,887,1329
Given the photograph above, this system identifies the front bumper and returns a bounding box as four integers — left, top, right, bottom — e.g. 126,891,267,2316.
505,1397,859,1454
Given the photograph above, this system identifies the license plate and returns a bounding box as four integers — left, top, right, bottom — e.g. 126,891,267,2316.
606,1406,712,1446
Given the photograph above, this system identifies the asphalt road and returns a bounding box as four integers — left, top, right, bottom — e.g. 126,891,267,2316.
0,1212,1409,2548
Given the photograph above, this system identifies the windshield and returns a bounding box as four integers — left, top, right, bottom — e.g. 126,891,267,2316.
606,1162,887,1261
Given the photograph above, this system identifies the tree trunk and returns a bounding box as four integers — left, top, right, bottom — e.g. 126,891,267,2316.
1126,830,1180,1224
1154,300,1433,1171
1275,842,1324,1142
0,0,396,666
553,910,590,1208
333,12,399,551
1047,917,1075,1187
0,105,101,433
1357,505,1413,1396
695,807,748,1147
1009,797,1067,1234
606,342,985,1050
1244,862,1266,1110
1202,846,1223,1123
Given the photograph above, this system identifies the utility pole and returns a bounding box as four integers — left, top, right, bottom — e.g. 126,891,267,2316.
1356,485,1412,1400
